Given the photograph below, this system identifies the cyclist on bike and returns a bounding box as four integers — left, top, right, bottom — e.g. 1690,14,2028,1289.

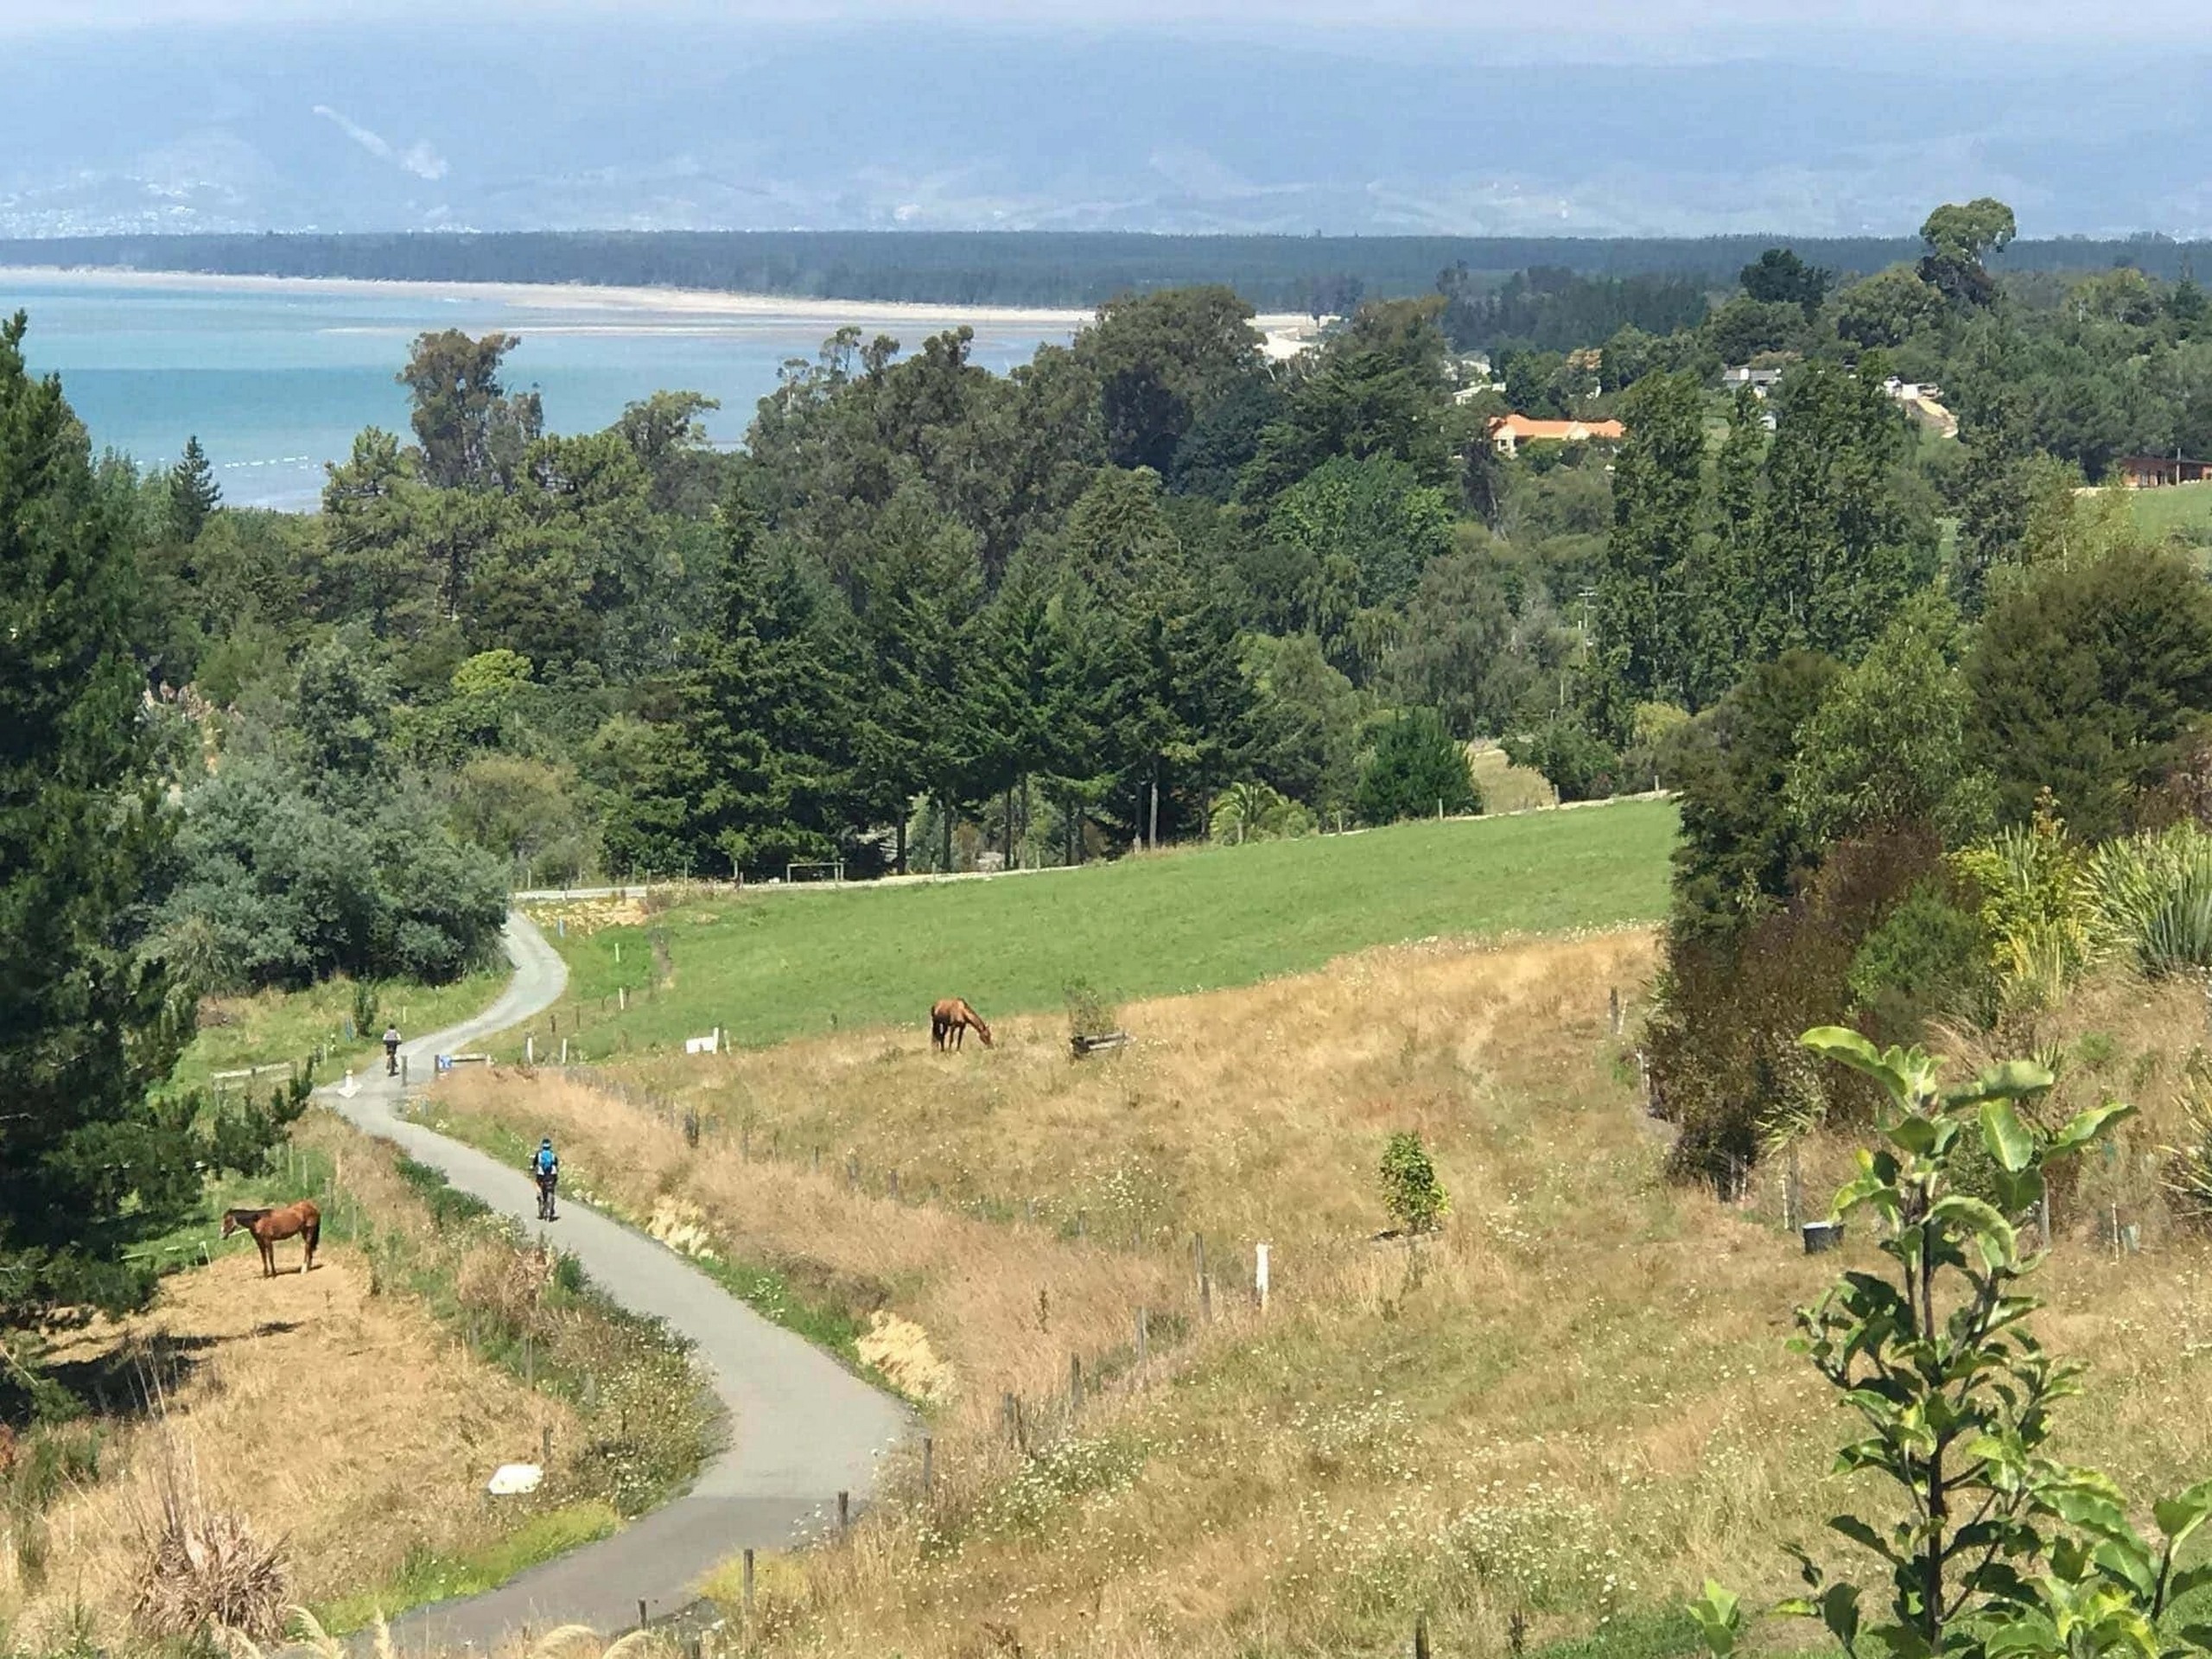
383,1024,401,1077
532,1136,560,1220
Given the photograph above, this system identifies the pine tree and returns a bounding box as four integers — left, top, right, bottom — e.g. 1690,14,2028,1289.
676,495,861,876
1751,357,1933,662
168,434,220,542
0,315,264,1347
1596,371,1707,706
854,487,986,870
1694,385,1769,705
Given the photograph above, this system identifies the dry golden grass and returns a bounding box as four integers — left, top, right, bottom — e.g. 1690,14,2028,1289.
432,938,2212,1658
0,1115,582,1653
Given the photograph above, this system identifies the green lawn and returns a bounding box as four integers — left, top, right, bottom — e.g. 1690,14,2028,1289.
520,798,1677,1054
2130,480,2212,547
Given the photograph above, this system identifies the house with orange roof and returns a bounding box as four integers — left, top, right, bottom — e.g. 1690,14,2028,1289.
1485,413,1627,458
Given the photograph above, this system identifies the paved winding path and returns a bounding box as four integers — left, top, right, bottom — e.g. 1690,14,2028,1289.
323,912,912,1649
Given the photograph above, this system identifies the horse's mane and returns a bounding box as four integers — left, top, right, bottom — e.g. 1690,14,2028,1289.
223,1206,273,1224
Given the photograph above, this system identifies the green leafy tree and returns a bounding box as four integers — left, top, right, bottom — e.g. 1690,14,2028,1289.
1784,591,1993,846
0,314,272,1333
1377,1130,1450,1233
1738,246,1833,315
1266,453,1455,613
1243,631,1365,815
1241,299,1455,501
290,629,396,788
397,328,544,493
855,486,987,870
1949,387,2036,614
168,434,220,543
1966,540,2212,840
1917,195,2018,308
1379,543,1520,740
1354,708,1480,825
1697,385,1767,699
1076,286,1262,474
1692,1026,2212,1659
1834,267,1948,350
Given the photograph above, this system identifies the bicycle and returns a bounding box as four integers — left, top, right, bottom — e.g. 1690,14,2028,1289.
536,1172,558,1222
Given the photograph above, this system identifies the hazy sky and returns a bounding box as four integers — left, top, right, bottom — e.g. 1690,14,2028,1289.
0,0,2189,50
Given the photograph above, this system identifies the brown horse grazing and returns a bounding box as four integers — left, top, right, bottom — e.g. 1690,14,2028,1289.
931,998,992,1051
221,1202,321,1278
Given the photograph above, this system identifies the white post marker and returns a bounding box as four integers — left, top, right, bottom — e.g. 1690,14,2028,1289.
1255,1242,1270,1313
338,1071,359,1100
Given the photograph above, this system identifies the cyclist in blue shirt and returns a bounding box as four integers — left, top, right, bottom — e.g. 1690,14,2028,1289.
531,1137,560,1220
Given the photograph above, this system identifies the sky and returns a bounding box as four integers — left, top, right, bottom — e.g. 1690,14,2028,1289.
0,0,2190,52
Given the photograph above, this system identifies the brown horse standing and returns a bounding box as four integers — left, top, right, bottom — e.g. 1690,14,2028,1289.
931,998,992,1051
222,1201,321,1277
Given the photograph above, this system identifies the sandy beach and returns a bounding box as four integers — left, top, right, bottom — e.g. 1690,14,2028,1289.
0,264,1319,352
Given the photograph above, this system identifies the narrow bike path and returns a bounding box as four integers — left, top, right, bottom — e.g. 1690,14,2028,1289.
324,912,912,1649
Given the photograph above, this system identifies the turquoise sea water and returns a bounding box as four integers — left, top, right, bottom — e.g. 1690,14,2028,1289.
3,272,1077,510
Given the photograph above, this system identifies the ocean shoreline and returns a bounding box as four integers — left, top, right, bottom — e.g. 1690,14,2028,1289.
0,264,1318,347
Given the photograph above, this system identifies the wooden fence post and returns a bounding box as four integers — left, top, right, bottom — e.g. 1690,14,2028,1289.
1136,1307,1149,1366
1070,1353,1084,1413
837,1490,850,1537
922,1436,934,1497
742,1548,754,1618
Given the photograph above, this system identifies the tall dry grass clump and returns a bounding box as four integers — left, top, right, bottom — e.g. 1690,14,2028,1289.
129,1429,288,1643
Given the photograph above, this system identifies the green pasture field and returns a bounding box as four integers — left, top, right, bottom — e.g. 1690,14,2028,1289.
519,798,1678,1054
2130,480,2212,547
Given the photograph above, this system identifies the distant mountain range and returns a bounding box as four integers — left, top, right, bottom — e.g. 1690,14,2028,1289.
6,22,2212,240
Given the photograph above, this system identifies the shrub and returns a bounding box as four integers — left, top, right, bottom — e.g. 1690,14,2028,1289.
2159,1052,2212,1229
1378,1131,1449,1233
351,979,382,1039
1949,799,2102,1017
1356,709,1482,825
1063,978,1120,1043
1208,779,1315,845
1504,715,1627,804
153,757,507,990
2088,823,2212,977
1651,827,1940,1189
1845,876,1991,1040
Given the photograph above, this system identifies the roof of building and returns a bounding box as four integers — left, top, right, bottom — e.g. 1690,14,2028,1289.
1487,413,1627,442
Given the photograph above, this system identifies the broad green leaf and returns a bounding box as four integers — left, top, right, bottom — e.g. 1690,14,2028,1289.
2157,1479,2212,1560
1980,1098,2037,1173
1949,1058,2056,1105
1802,1027,1912,1099
1687,1582,1741,1657
2052,1101,2136,1155
1928,1194,2018,1263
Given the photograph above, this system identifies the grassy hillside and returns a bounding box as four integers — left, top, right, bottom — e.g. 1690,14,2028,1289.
518,800,1676,1056
424,933,2212,1658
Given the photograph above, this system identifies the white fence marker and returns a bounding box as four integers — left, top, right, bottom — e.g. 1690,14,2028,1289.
1255,1242,1270,1312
